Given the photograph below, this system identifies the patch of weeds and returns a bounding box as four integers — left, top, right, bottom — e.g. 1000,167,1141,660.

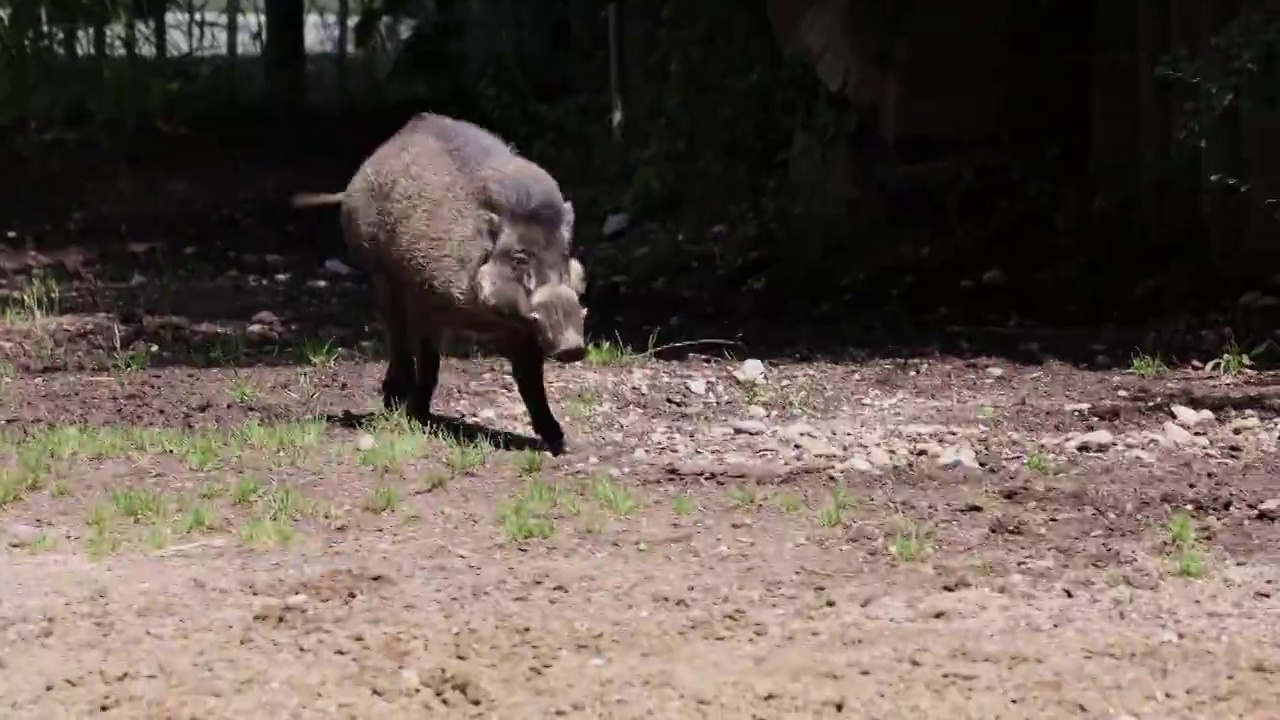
196,481,226,499
49,480,69,498
3,269,60,324
232,474,263,505
672,494,695,516
28,532,54,553
0,359,15,379
1165,511,1206,579
239,517,295,549
726,485,759,509
181,432,228,472
236,419,326,465
1024,450,1054,475
444,436,489,476
496,478,565,542
84,503,121,558
226,374,259,404
179,501,217,534
0,467,42,506
258,485,309,522
576,507,607,535
299,336,340,368
817,488,856,528
773,492,804,514
110,487,165,523
976,405,998,420
1205,342,1251,377
592,474,638,517
207,331,248,367
357,411,427,473
512,449,545,478
110,324,153,373
889,517,933,563
143,524,171,550
1128,350,1169,378
366,484,401,514
584,337,632,367
420,471,449,493
738,381,767,408
563,388,601,419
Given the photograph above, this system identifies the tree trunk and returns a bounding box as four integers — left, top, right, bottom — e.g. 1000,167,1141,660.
264,0,307,114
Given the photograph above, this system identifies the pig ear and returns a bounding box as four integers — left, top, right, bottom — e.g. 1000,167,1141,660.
567,257,587,295
560,201,575,244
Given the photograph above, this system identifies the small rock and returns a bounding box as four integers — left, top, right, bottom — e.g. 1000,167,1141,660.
250,310,280,325
284,593,309,610
1171,404,1214,428
981,267,1007,286
356,434,376,451
5,523,43,547
245,323,277,341
866,446,894,469
324,258,358,276
1064,402,1092,413
601,212,631,238
745,405,767,419
263,253,285,265
1230,416,1263,433
1256,499,1280,521
795,436,839,457
1066,430,1114,453
937,444,979,471
733,359,767,384
306,278,329,289
1162,421,1194,447
1126,449,1156,463
587,657,606,668
685,378,708,396
730,420,768,436
841,456,876,473
985,366,1004,378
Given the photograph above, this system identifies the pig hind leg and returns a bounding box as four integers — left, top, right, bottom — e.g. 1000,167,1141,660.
505,338,567,455
371,272,414,412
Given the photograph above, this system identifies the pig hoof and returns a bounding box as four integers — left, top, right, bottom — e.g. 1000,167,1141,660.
540,434,567,456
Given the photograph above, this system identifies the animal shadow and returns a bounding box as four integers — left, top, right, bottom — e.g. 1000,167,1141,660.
327,409,550,454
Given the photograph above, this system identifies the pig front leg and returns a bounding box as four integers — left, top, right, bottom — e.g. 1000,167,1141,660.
505,339,567,455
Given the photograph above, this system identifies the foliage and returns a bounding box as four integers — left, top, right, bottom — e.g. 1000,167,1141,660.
1157,10,1280,212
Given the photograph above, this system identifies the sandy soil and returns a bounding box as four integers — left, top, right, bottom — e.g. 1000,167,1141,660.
1,246,1280,719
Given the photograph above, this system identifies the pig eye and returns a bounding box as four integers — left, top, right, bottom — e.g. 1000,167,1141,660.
510,251,529,269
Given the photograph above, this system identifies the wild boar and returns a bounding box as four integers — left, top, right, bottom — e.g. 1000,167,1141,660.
291,112,589,454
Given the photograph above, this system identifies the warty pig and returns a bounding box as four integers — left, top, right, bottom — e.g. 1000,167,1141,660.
291,112,589,454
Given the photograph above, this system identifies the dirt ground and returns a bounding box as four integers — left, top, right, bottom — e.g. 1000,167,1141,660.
0,244,1278,720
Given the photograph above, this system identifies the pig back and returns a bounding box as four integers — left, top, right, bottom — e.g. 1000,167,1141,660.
339,120,493,311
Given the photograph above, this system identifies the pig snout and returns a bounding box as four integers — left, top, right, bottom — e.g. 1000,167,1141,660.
549,331,586,364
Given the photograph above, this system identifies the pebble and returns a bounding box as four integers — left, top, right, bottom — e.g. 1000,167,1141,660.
937,444,979,470
730,420,768,436
839,456,876,473
985,366,1004,378
356,433,376,451
733,359,767,384
1171,404,1215,428
1066,430,1114,453
284,594,309,610
1162,421,1194,448
1257,499,1280,520
324,258,358,276
250,310,279,325
1229,416,1262,433
745,405,767,419
686,379,708,396
5,523,43,547
866,446,894,469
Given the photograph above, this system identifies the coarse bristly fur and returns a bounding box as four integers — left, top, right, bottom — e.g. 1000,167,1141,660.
291,111,588,454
